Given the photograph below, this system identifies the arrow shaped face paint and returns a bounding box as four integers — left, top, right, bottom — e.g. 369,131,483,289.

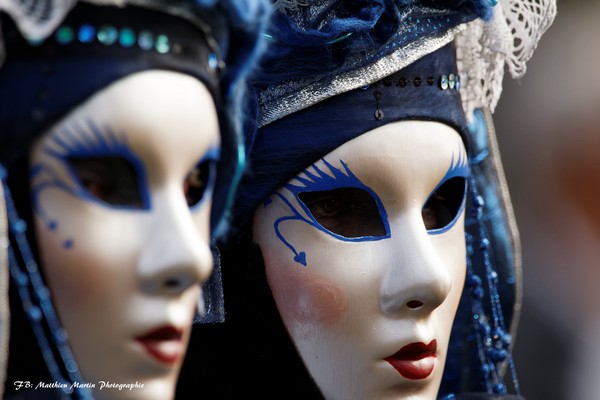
265,157,391,266
253,120,468,400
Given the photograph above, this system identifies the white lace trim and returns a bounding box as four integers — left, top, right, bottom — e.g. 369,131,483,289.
457,0,557,119
0,0,78,40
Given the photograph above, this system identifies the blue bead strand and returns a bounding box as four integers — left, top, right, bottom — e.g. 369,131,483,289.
467,175,521,395
2,165,93,400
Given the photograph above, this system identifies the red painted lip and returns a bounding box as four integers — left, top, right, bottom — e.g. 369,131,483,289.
384,340,437,380
135,326,183,365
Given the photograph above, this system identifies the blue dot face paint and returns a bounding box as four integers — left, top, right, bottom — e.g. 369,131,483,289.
254,121,469,400
27,71,219,400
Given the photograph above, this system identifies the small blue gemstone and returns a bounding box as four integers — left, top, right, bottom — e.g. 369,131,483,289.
472,286,485,299
39,287,51,299
493,383,507,394
97,25,118,45
481,363,491,374
468,274,482,288
208,53,218,70
119,27,136,47
483,323,492,336
78,24,95,43
54,328,69,342
64,239,74,249
65,359,79,374
11,219,27,234
440,75,449,90
55,26,74,45
16,272,29,286
138,30,154,50
25,260,37,273
155,34,171,54
479,238,490,249
48,221,57,230
27,305,42,321
475,195,485,207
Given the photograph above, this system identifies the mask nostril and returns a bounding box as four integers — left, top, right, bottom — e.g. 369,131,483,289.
406,300,424,310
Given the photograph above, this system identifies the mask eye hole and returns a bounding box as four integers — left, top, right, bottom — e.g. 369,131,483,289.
183,159,216,208
422,177,466,232
298,187,387,238
68,156,146,208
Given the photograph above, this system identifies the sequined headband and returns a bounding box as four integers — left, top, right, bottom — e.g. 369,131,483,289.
0,2,223,166
4,2,223,86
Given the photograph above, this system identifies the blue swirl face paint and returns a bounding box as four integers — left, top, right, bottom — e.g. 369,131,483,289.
426,151,469,235
267,157,390,266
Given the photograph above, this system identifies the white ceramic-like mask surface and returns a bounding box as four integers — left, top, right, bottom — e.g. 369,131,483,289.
254,121,468,400
30,71,219,400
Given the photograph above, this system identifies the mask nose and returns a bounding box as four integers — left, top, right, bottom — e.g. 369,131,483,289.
379,217,452,317
138,192,213,296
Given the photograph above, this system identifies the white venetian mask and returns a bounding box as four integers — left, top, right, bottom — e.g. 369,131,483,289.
29,70,219,400
254,120,468,400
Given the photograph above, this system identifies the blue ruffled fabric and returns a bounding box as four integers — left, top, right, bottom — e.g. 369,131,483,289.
255,0,494,87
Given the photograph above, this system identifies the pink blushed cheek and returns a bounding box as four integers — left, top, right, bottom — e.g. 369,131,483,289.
265,261,346,327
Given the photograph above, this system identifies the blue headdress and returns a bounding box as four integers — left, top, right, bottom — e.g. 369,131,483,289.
0,0,270,398
221,0,555,398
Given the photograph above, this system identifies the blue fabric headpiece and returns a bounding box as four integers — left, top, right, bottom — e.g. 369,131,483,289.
253,0,493,127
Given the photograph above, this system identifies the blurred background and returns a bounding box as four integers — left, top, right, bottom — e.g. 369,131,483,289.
494,0,600,399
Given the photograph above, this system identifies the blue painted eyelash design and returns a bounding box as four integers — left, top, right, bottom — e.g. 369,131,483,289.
267,158,391,266
427,150,470,235
30,120,150,249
